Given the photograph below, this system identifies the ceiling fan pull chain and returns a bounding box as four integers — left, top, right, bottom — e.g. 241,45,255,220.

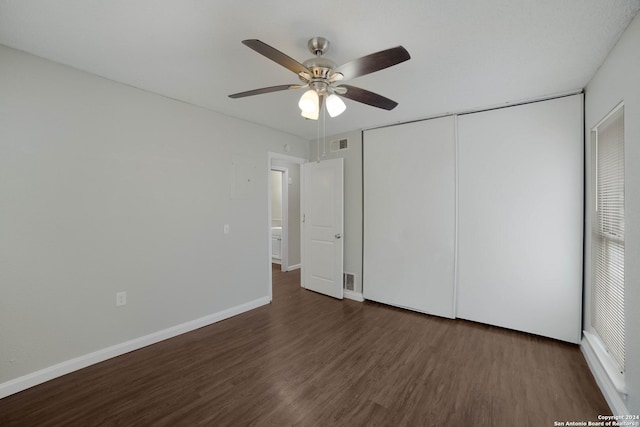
322,104,327,159
316,110,321,163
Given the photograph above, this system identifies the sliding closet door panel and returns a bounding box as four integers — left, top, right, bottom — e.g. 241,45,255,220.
457,95,583,343
363,116,455,318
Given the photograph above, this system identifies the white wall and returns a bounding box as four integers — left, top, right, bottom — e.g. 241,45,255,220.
310,130,363,294
0,44,308,389
584,12,640,414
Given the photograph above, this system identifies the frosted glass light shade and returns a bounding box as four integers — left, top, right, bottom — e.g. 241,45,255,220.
301,109,319,120
326,94,346,117
298,89,319,113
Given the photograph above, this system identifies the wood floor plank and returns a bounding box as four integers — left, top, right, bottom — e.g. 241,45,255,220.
0,265,610,426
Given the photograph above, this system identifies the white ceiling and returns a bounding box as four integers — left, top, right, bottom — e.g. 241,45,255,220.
1,1,638,140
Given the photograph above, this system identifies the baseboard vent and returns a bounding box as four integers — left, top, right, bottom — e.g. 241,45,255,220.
343,272,355,291
331,138,349,152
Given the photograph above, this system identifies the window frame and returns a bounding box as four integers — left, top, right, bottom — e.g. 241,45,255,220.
587,101,625,393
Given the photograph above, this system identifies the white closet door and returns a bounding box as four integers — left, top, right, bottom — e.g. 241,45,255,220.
363,116,456,318
457,95,583,343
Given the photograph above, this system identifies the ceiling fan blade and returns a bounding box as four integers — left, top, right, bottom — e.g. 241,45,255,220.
337,85,398,110
229,84,300,98
334,46,410,80
242,39,311,76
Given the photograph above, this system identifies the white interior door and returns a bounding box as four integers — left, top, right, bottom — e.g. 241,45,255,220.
301,158,344,299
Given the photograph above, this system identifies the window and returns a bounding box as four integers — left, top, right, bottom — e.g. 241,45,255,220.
592,104,625,375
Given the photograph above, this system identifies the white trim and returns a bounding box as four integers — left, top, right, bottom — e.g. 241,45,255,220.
344,290,364,302
287,263,301,271
0,296,270,400
269,152,307,165
452,114,459,319
300,162,306,289
581,333,629,416
583,331,626,393
592,101,625,130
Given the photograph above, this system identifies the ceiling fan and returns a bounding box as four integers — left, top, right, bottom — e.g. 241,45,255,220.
229,37,410,120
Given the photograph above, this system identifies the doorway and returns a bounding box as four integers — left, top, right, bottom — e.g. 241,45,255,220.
270,168,287,269
268,152,305,301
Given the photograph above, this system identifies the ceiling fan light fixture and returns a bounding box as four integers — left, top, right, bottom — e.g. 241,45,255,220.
326,94,346,117
230,38,410,119
301,109,319,120
298,89,319,113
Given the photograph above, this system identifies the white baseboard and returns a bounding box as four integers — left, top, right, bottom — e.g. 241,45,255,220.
287,264,301,271
581,334,628,415
0,296,270,400
344,290,364,302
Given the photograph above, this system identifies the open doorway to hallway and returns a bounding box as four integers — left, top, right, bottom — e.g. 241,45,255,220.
270,168,286,269
268,153,305,300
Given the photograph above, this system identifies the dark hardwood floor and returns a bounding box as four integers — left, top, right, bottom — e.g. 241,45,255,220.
1,265,609,426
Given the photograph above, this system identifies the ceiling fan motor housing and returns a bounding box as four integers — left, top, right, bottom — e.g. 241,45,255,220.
301,37,339,92
301,38,341,95
302,56,336,79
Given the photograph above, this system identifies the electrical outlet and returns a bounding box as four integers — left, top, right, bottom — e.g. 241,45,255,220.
116,291,127,307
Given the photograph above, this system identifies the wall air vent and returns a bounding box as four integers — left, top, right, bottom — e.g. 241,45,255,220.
330,138,349,152
343,272,355,291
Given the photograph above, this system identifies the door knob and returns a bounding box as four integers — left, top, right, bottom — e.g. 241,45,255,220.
335,233,342,239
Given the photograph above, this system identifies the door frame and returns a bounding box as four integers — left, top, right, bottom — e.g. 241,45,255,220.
268,152,305,302
270,167,288,270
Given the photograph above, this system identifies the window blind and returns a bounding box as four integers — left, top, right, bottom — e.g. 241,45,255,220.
592,106,625,372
